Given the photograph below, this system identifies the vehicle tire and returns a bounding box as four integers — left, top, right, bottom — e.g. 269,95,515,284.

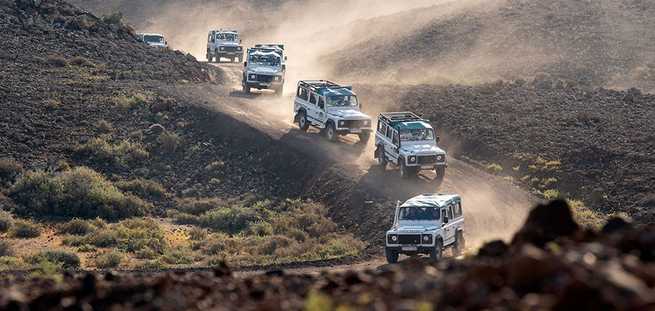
297,110,309,132
215,50,220,63
243,84,250,94
385,248,399,264
435,166,446,184
206,53,212,63
358,131,370,144
375,145,387,168
400,160,412,179
430,240,443,262
453,231,465,257
275,85,284,96
325,122,337,142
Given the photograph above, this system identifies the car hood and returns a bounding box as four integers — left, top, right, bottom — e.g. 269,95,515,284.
327,108,371,120
218,41,240,47
147,43,166,48
400,144,446,156
247,65,282,75
390,224,439,233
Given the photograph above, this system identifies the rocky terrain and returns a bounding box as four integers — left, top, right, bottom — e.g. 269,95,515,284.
2,200,654,310
327,0,655,91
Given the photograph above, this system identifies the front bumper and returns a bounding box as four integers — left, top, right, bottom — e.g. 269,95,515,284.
335,120,372,134
385,246,434,254
404,155,447,168
245,80,283,89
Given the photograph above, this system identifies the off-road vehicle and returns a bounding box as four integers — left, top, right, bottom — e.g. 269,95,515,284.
206,29,243,63
254,44,287,66
242,46,285,95
293,80,372,143
375,112,447,181
385,193,465,264
137,33,167,48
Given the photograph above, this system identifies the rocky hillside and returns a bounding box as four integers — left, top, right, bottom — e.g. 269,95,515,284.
327,0,655,91
2,200,653,310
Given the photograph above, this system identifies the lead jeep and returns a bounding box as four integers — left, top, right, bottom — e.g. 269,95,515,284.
206,29,243,63
293,80,372,143
375,112,447,181
242,47,285,95
137,33,167,48
385,193,465,264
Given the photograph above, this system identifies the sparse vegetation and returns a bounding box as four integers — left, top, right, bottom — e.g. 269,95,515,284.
10,220,41,238
0,241,13,257
0,211,13,233
157,131,182,153
568,199,605,229
10,167,150,220
161,248,194,265
59,218,96,236
112,93,151,110
46,54,68,67
95,251,124,269
116,178,167,199
68,56,95,67
486,163,503,175
0,158,23,185
97,119,113,133
543,189,561,200
27,250,80,269
75,137,149,167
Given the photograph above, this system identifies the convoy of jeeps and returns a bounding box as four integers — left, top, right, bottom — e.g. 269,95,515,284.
199,28,461,264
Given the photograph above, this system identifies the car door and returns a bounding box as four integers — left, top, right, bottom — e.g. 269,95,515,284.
317,96,327,123
441,206,455,246
306,92,321,125
294,86,310,116
385,128,400,164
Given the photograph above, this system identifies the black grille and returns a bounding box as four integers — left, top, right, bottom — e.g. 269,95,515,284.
341,120,367,128
221,46,240,52
253,75,274,82
398,234,421,244
418,155,437,165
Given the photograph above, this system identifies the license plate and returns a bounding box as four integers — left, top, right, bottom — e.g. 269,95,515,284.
421,165,433,169
350,129,362,133
402,246,418,251
259,83,270,87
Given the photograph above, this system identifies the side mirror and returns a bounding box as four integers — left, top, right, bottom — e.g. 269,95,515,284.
282,64,286,71
284,56,288,61
244,62,247,67
436,136,440,143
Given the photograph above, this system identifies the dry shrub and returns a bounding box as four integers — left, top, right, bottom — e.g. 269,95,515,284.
9,220,41,238
46,55,68,67
0,158,23,184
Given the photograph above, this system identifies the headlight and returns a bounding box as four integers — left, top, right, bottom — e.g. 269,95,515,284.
219,47,225,51
274,76,280,81
339,120,345,127
422,234,433,244
437,155,445,161
237,46,242,51
249,74,256,80
408,156,417,163
388,235,398,243
364,120,371,126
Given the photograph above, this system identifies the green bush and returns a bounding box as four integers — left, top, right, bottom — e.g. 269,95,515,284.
0,256,23,271
28,250,80,269
75,137,149,167
87,229,119,247
0,211,13,233
0,240,13,257
112,93,150,110
59,218,95,235
116,178,167,199
161,248,194,265
136,259,165,270
486,163,503,175
95,251,123,269
113,218,168,254
188,227,208,241
157,131,182,153
199,206,259,234
10,220,41,238
172,212,200,226
543,189,561,200
10,167,150,220
176,198,223,215
0,158,23,184
256,235,294,256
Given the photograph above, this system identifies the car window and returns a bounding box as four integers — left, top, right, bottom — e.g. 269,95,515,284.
385,126,393,139
448,205,454,220
309,93,317,105
298,87,309,101
378,122,386,134
318,97,325,109
454,202,462,217
441,209,447,221
392,131,399,146
399,206,439,221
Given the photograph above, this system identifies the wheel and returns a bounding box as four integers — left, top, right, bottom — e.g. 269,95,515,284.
430,240,443,262
435,166,446,184
243,84,250,94
453,231,465,257
215,51,220,63
297,111,309,132
275,85,284,96
375,145,387,168
385,248,399,264
324,122,337,142
400,160,415,179
358,132,370,144
206,53,212,62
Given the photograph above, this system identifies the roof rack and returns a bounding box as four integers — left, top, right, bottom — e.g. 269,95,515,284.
379,112,423,124
298,80,351,92
255,44,284,50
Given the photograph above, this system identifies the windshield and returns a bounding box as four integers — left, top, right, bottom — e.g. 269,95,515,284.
400,128,435,141
217,33,238,41
399,206,440,221
144,35,164,43
326,95,358,108
249,54,281,66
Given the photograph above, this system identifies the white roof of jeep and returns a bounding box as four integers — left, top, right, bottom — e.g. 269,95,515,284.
400,194,460,208
249,50,280,58
138,33,164,37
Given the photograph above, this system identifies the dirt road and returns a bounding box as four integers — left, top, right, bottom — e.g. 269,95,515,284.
171,63,537,270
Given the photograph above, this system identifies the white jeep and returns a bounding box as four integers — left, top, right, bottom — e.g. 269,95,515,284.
242,47,285,95
385,193,465,263
293,80,372,143
206,30,244,63
374,112,447,181
137,33,167,48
